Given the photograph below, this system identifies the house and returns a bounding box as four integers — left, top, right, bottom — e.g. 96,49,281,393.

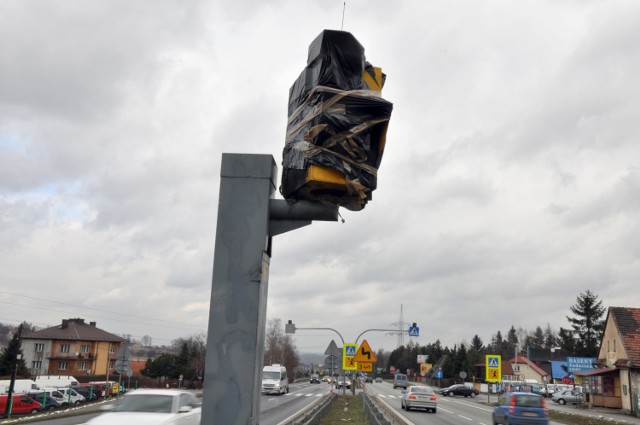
21,318,124,377
575,306,640,413
507,355,548,383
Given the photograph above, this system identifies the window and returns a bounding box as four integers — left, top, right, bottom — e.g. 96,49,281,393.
110,345,116,353
32,360,42,370
61,344,70,353
58,361,68,370
78,361,87,370
81,344,90,353
109,360,115,369
35,343,44,352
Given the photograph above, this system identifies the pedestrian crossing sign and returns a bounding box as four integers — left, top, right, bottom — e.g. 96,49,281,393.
485,355,502,383
343,343,358,370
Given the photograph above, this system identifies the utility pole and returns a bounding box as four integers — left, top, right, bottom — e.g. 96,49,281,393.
4,324,23,419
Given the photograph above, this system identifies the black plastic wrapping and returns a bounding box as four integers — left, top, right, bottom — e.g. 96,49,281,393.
281,29,393,211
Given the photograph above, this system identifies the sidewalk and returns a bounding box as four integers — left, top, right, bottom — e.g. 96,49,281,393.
477,393,640,425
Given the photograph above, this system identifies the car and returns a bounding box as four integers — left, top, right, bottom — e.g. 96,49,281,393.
335,376,351,389
79,389,201,425
310,374,320,384
321,376,330,382
440,384,479,398
393,373,408,389
375,377,382,383
400,385,437,413
26,392,63,411
551,389,583,405
492,392,549,424
365,376,373,383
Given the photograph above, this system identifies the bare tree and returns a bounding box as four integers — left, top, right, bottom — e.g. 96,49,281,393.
263,318,300,378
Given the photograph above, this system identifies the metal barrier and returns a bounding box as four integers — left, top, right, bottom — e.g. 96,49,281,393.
276,392,335,425
362,392,413,425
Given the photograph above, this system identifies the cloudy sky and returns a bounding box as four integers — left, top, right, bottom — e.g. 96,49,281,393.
1,0,639,356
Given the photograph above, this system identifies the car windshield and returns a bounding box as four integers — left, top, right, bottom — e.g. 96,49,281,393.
514,395,543,407
112,394,174,413
411,386,434,395
263,371,280,380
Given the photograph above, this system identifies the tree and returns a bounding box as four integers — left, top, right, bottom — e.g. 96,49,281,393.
0,326,29,378
263,318,300,378
566,290,606,357
470,335,484,353
141,335,153,347
542,325,558,350
558,327,576,354
507,326,519,358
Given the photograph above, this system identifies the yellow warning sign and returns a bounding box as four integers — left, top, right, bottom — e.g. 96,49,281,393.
486,355,502,383
343,343,357,371
357,362,373,372
353,340,377,363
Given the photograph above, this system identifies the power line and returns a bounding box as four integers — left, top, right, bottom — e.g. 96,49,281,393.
0,290,206,329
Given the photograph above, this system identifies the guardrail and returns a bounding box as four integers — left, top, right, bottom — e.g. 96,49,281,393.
276,392,336,425
363,392,414,425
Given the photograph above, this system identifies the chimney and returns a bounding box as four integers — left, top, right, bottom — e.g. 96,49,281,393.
90,321,96,327
61,319,69,328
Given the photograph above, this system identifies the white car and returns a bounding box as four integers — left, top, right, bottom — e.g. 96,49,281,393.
81,389,201,425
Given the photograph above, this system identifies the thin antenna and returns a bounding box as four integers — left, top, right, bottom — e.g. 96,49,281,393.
341,2,346,31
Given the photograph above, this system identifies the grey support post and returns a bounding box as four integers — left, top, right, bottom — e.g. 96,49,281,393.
202,153,338,425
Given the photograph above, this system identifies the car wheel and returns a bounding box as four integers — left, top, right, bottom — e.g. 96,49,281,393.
432,408,437,413
470,392,476,398
559,399,566,405
30,408,39,414
401,401,405,410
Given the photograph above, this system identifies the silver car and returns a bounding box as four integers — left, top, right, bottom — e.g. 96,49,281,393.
400,385,437,413
552,389,583,405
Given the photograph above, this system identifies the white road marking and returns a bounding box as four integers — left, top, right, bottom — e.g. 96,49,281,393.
438,407,454,414
457,414,473,421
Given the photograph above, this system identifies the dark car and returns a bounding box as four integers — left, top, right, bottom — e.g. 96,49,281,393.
27,393,61,411
365,376,373,383
310,374,320,384
440,384,479,397
75,386,102,401
493,392,549,424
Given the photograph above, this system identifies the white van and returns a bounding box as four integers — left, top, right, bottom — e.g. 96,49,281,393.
35,375,80,388
0,379,40,394
262,364,289,395
41,387,85,406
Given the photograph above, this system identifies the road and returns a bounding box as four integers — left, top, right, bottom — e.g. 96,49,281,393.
365,381,565,425
2,381,331,425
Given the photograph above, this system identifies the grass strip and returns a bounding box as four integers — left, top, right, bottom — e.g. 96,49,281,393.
319,394,368,425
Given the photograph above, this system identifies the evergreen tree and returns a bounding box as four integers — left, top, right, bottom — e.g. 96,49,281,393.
470,335,484,353
529,326,545,349
566,290,606,357
507,326,519,359
558,327,576,354
0,327,29,378
542,325,558,350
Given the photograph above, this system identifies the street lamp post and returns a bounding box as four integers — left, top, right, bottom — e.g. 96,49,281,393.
3,324,23,419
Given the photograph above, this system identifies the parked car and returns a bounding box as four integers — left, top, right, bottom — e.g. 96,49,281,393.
80,389,201,425
400,385,437,413
493,392,548,425
0,394,42,415
375,377,382,383
310,374,320,384
75,385,102,401
26,392,64,411
440,384,479,398
552,389,583,405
